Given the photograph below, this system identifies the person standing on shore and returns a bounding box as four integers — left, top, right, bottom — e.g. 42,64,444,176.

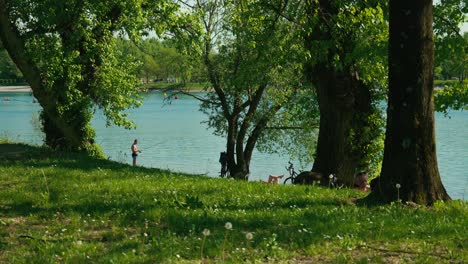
131,139,142,166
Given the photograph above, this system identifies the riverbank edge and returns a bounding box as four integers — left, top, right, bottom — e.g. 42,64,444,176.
0,85,32,92
0,85,210,93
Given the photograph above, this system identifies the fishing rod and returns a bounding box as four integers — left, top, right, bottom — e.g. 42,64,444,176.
140,142,161,151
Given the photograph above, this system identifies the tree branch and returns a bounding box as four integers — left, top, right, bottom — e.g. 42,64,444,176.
265,126,311,130
170,89,221,105
434,14,464,38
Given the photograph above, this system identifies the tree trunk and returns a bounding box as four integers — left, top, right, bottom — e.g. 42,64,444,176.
311,68,372,186
304,0,375,186
371,0,450,204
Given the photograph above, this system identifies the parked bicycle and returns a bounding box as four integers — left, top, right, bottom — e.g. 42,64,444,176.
283,161,299,184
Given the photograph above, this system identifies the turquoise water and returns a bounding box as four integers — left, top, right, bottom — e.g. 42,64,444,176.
1,92,467,199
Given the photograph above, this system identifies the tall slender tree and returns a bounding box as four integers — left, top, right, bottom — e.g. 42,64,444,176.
191,0,306,179
371,0,451,204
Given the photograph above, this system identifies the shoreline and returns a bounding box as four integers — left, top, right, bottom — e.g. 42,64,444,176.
0,85,32,92
0,85,210,93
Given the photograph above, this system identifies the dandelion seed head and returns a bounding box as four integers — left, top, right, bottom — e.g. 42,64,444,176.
202,228,210,236
245,232,253,240
225,222,233,230
396,183,401,189
329,174,334,179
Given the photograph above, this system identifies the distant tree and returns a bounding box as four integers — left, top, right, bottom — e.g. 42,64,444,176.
0,47,21,79
187,0,308,179
0,0,178,154
118,38,205,84
371,0,451,204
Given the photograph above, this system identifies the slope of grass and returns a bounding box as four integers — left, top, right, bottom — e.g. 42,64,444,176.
0,143,466,263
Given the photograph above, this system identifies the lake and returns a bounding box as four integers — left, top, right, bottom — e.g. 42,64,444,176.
1,92,467,200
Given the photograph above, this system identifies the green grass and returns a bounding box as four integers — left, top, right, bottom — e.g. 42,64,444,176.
0,143,466,263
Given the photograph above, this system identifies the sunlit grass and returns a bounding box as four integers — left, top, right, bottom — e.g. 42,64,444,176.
0,143,466,263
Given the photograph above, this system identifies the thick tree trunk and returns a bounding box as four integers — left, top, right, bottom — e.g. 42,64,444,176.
0,0,98,153
371,0,450,204
311,68,372,186
303,0,376,186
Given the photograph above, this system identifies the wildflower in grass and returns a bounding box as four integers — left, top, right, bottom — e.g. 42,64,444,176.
329,174,334,179
246,232,253,240
396,183,401,203
223,222,233,261
76,240,82,246
201,228,210,260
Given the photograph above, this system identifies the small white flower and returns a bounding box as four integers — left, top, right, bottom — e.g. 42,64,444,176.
225,222,233,230
329,174,334,179
245,232,253,240
132,249,136,253
176,254,180,258
202,228,210,236
396,183,401,189
76,240,83,246
144,232,148,237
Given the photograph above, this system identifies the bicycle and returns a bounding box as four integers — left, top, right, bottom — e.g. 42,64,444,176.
283,161,299,184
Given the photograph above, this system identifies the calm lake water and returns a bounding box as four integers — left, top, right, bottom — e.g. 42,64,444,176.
1,92,467,200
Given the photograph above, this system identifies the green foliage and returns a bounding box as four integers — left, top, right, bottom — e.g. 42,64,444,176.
116,38,207,85
256,87,320,166
434,1,468,81
434,81,468,114
0,143,466,262
0,48,21,79
348,104,385,178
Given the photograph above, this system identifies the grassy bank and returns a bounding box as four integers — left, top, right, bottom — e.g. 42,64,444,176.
0,143,466,263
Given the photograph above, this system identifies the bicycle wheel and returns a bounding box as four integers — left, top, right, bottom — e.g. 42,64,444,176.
283,177,294,184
